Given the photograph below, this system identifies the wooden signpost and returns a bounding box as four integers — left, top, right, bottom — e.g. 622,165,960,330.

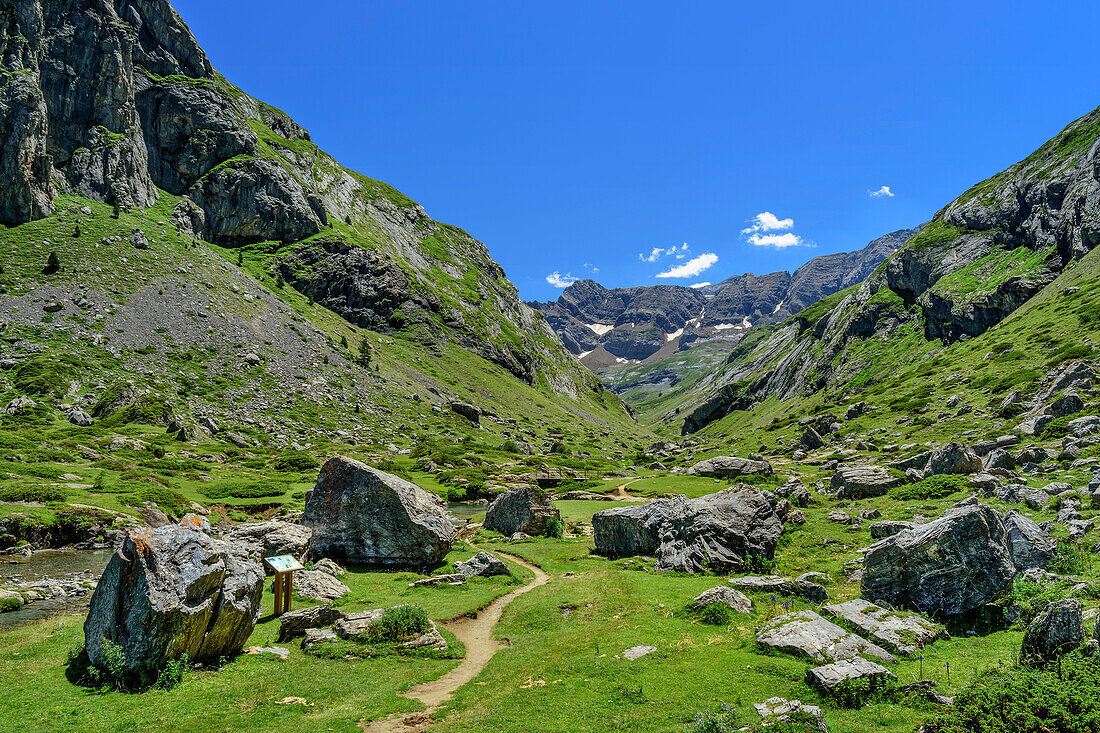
264,555,305,616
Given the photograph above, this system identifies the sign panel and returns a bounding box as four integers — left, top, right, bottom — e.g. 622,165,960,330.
264,555,305,573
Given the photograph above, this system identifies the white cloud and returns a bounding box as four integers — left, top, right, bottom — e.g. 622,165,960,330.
583,263,599,273
741,211,794,235
869,185,895,198
747,232,804,248
656,253,718,278
640,243,690,262
546,271,578,288
689,282,711,289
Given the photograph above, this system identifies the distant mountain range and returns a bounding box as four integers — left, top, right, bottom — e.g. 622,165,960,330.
529,226,922,371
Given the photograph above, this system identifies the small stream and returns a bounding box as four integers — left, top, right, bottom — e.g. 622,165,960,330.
446,502,487,521
0,548,112,630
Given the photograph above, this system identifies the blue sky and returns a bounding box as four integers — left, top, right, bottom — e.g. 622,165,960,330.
175,0,1100,301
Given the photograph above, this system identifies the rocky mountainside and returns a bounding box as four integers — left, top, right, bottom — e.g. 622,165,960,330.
670,104,1100,435
0,0,638,446
531,228,917,369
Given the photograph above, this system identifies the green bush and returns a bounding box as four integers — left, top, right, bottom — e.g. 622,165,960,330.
545,517,564,539
0,486,67,503
695,603,734,626
13,356,80,395
924,653,1100,732
1001,579,1073,629
198,480,288,500
119,486,191,516
1050,539,1093,575
1,596,21,612
688,704,741,733
891,474,968,501
274,450,319,472
1042,412,1084,440
366,605,431,644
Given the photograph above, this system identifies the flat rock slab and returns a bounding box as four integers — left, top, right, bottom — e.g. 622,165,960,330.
754,698,828,733
805,656,895,694
409,573,466,587
291,570,350,602
277,604,347,642
246,645,289,660
821,599,945,657
756,610,897,664
623,645,657,660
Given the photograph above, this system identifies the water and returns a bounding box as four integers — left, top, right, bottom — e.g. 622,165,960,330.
446,502,487,520
0,548,112,630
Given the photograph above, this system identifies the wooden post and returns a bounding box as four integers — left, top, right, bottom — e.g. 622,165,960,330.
284,571,293,613
273,571,283,616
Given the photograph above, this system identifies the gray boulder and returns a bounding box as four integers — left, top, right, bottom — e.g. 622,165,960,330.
1021,599,1084,664
830,465,902,499
313,558,345,577
84,520,264,671
453,551,511,577
302,456,455,569
892,443,983,477
277,604,347,642
756,610,896,664
821,598,946,656
869,520,916,539
689,585,752,614
290,570,349,603
861,502,1015,616
1003,510,1056,570
67,408,94,427
801,427,826,450
984,448,1015,471
805,656,895,695
484,486,561,537
653,488,783,573
228,521,312,561
593,497,685,558
685,456,773,478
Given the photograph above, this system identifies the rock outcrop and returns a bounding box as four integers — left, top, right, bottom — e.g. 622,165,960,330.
861,502,1015,616
227,521,312,562
686,456,773,478
84,518,264,671
1003,510,1056,571
688,585,753,614
484,486,561,537
1021,599,1085,664
756,610,897,664
829,465,903,499
302,456,455,569
592,497,686,558
453,552,511,577
821,598,946,657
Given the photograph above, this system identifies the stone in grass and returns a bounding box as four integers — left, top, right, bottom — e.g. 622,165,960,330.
805,656,895,696
753,698,828,733
301,628,338,649
830,465,903,499
484,486,562,537
821,598,946,657
756,610,897,664
287,570,349,603
685,455,773,478
1021,598,1085,664
245,645,289,660
313,558,345,577
0,589,24,612
622,645,657,660
335,606,447,650
277,605,347,642
453,551,511,577
689,586,752,614
409,573,467,587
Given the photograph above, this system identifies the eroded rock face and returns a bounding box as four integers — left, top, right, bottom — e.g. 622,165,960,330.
1003,510,1056,571
484,487,561,538
1021,599,1084,664
227,521,312,562
686,456,773,478
302,456,455,569
592,497,686,559
83,518,264,670
821,598,946,657
654,489,783,573
290,570,349,603
829,465,903,499
756,610,896,664
861,503,1015,616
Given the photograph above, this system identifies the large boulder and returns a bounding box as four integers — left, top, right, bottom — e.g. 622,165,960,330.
756,610,896,664
685,456,773,478
277,604,347,642
829,465,902,499
653,489,783,573
821,598,946,657
83,519,264,671
689,585,753,614
592,497,686,559
1003,510,1056,571
890,443,983,478
805,656,895,696
861,502,1016,616
290,570,350,603
302,456,455,569
484,486,561,537
453,552,510,577
1021,599,1084,664
227,521,312,562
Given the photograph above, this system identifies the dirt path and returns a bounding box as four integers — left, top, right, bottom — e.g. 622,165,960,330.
360,549,550,732
606,477,648,502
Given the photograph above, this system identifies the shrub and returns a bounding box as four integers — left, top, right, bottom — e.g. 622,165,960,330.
1,596,21,612
1001,579,1073,629
1050,539,1092,575
274,450,319,472
1042,413,1084,440
891,474,968,501
0,486,67,503
545,517,565,539
688,704,741,733
924,653,1100,732
198,480,288,500
13,356,79,395
120,486,191,516
366,605,431,644
696,603,734,626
